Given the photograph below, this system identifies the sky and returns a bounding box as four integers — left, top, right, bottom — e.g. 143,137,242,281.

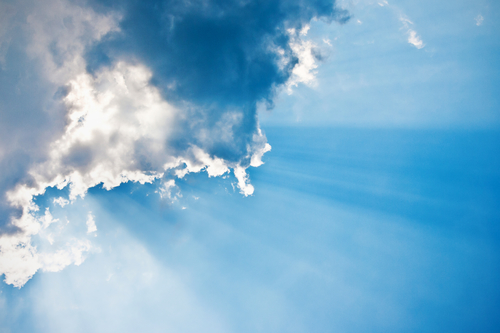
0,0,499,332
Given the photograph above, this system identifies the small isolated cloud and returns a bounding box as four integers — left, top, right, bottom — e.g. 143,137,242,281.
39,239,92,273
378,1,389,7
399,15,425,49
475,14,484,26
378,2,425,50
407,30,425,49
86,212,97,234
157,180,181,202
53,197,69,207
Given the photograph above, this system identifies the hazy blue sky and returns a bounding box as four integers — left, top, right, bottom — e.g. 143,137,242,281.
0,0,499,332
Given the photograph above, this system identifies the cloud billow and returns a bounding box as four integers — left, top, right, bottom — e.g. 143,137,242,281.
85,0,349,161
0,0,348,287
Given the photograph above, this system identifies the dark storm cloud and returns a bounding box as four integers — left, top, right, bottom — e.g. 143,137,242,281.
82,0,349,161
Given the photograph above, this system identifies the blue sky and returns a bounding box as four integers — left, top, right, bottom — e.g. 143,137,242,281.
263,0,500,127
0,0,499,332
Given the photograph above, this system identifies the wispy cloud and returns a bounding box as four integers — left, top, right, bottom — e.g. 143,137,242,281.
86,212,97,234
375,1,425,50
53,197,69,208
399,15,425,49
475,14,484,26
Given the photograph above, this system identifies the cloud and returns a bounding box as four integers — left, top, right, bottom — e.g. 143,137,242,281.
407,30,424,49
399,15,425,49
86,212,97,234
0,3,17,69
285,26,320,92
475,15,484,26
39,239,92,273
53,197,69,207
374,2,425,50
0,0,349,287
0,0,120,231
0,204,94,288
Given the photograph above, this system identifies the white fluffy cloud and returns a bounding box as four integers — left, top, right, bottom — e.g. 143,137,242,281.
407,29,424,49
0,0,336,288
1,58,269,287
279,25,321,92
0,0,274,287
